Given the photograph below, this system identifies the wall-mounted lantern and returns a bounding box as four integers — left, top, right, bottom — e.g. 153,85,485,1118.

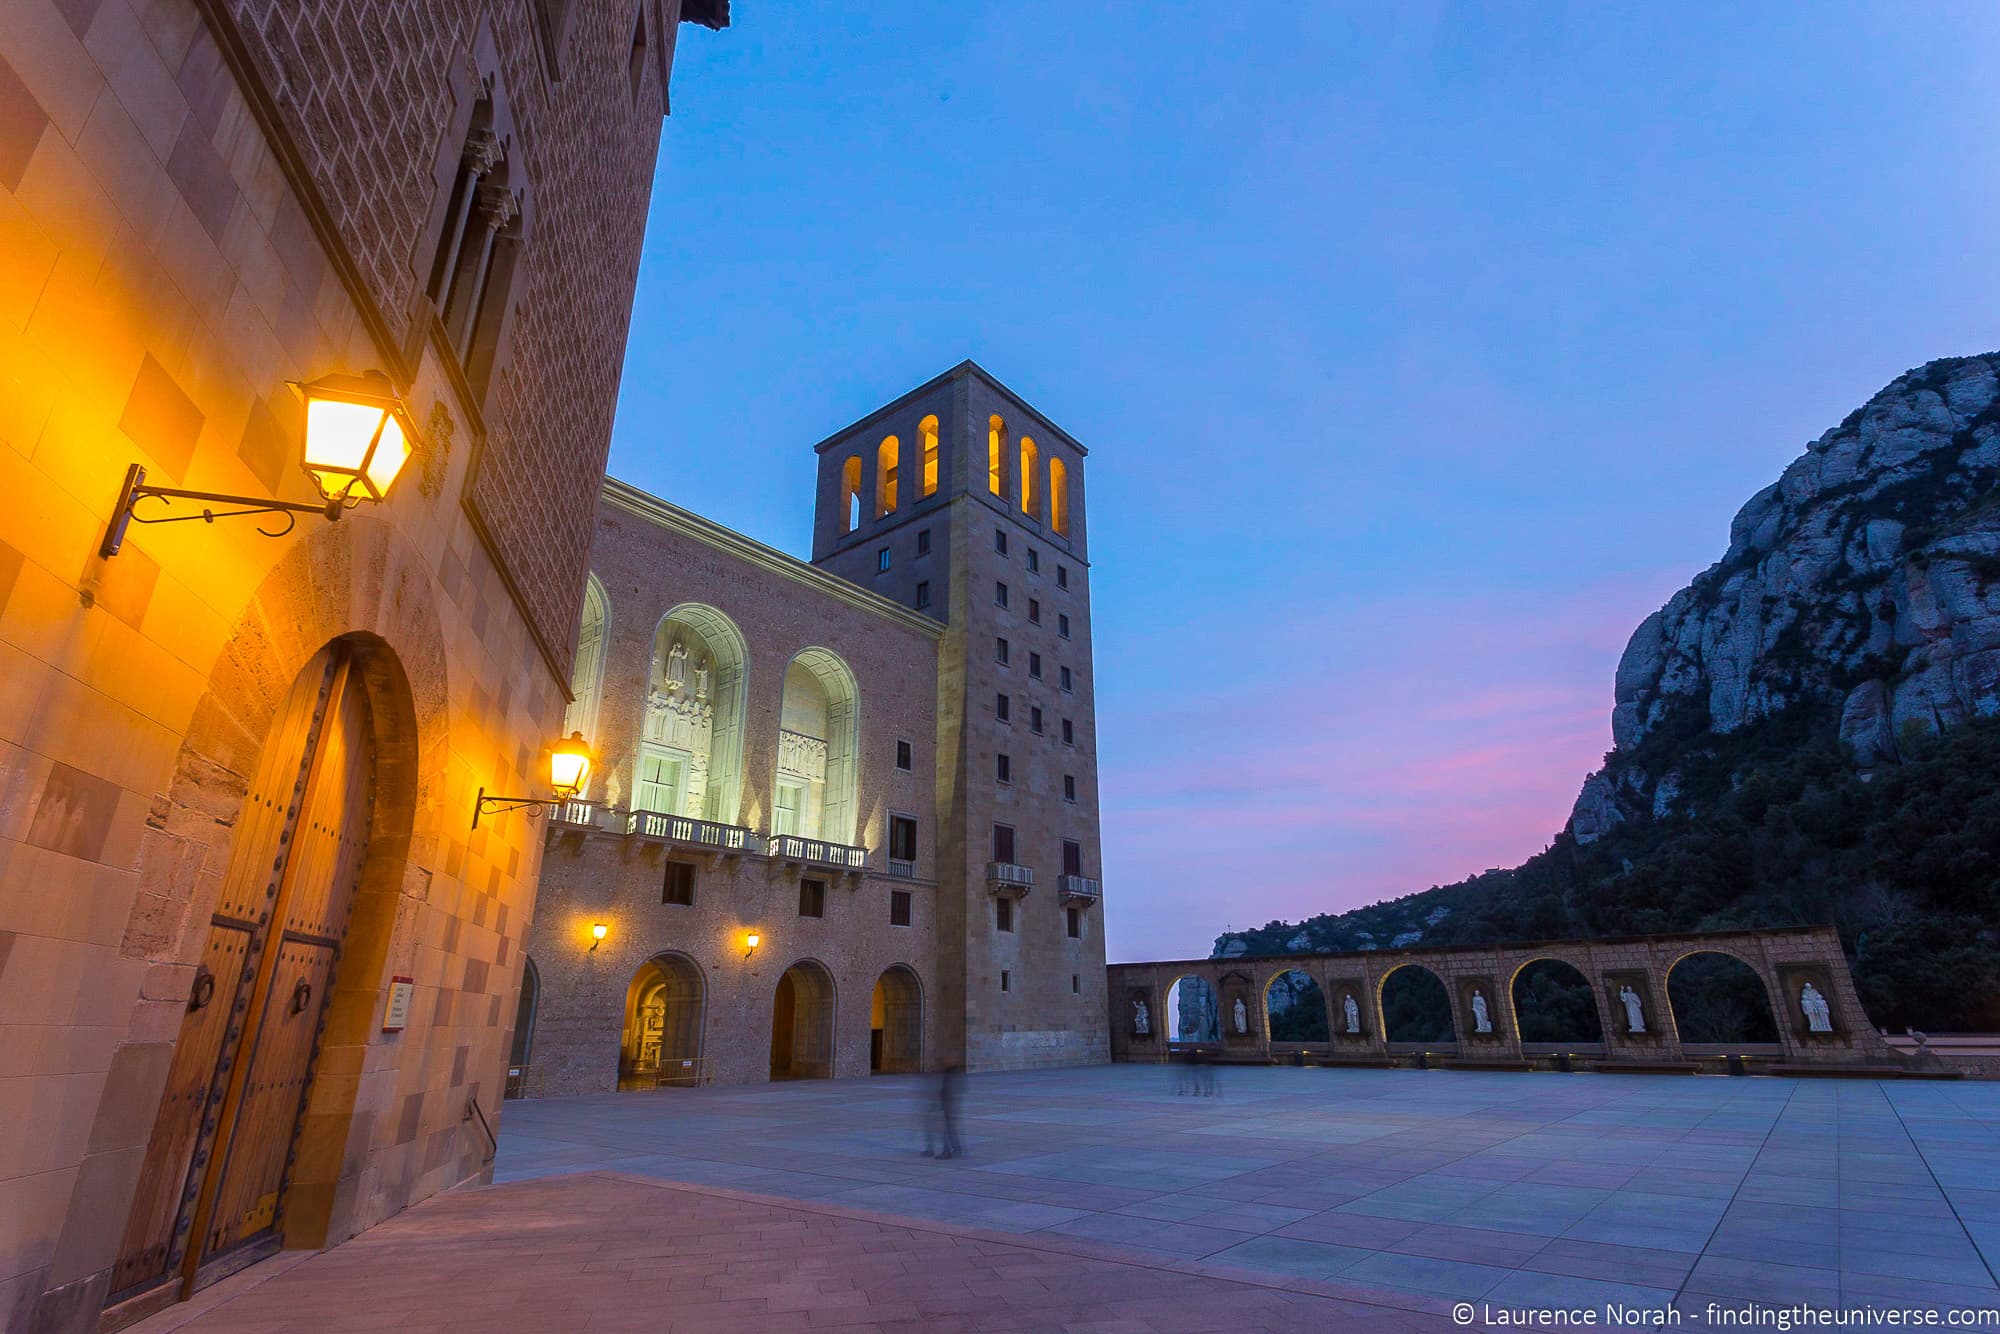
743,931,761,959
473,731,594,828
101,371,419,557
589,923,609,952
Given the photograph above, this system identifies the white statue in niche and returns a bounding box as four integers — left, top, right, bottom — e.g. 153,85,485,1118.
1620,985,1647,1034
1133,999,1151,1034
1232,997,1248,1034
1343,993,1361,1035
664,640,688,693
693,657,711,703
1470,989,1493,1034
1801,982,1833,1033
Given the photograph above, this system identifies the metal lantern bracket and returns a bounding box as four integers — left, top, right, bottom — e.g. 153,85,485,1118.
472,788,556,829
100,463,354,558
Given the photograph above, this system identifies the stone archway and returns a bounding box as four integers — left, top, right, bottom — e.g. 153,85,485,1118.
1667,950,1780,1046
1264,968,1330,1043
106,629,424,1312
1509,957,1603,1047
771,960,837,1080
871,966,923,1074
1378,964,1455,1047
621,953,707,1089
1165,975,1220,1042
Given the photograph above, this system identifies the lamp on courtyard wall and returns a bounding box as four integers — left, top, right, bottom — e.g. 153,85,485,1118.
589,923,609,952
472,731,595,828
743,931,761,959
101,370,419,557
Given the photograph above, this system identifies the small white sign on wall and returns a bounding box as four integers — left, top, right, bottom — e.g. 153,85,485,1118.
383,976,414,1032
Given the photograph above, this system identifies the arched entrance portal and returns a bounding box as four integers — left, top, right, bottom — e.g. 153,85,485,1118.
621,953,706,1089
1380,965,1455,1045
871,966,923,1073
506,957,540,1099
1669,951,1780,1045
109,639,381,1309
771,960,836,1080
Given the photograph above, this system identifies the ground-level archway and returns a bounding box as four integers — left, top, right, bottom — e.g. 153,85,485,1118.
1166,975,1220,1041
871,966,923,1073
1510,958,1602,1045
109,636,395,1310
506,957,541,1098
1668,951,1779,1044
772,960,837,1079
1265,969,1329,1042
1380,964,1455,1044
622,952,706,1089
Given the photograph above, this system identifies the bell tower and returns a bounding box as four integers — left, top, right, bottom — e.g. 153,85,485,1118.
811,362,1107,1069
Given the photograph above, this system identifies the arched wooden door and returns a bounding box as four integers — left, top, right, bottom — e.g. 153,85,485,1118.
108,642,377,1315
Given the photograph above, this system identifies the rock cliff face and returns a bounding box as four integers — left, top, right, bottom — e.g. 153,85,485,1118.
1572,355,2000,842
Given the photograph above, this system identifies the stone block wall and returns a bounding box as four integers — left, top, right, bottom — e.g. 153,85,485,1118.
0,1,716,1327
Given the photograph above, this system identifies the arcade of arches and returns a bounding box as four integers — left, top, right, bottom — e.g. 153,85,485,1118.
549,956,931,1090
1112,926,1895,1072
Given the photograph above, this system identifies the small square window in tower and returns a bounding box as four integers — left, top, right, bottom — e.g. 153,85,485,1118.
996,753,1011,784
1062,718,1075,745
995,581,1009,608
1063,840,1083,876
915,581,930,609
1066,907,1081,939
1063,774,1076,802
877,546,891,573
997,901,1014,933
891,889,913,927
889,815,918,862
1059,613,1071,638
1001,967,1012,989
991,823,1015,864
916,528,931,556
799,878,826,918
1028,598,1041,624
1030,707,1044,734
1057,564,1069,588
995,637,1009,665
1028,652,1042,679
1060,666,1072,692
1027,548,1040,573
895,739,913,771
1072,972,1081,992
996,693,1011,722
994,529,1008,556
663,861,696,906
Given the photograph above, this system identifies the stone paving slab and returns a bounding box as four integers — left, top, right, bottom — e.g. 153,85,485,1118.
489,1063,2000,1321
128,1172,1454,1333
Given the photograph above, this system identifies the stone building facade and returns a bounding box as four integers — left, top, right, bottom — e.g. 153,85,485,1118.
519,362,1109,1090
0,1,723,1330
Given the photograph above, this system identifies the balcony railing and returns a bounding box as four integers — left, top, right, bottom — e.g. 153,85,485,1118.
1057,874,1102,904
770,833,868,870
627,810,761,853
548,800,598,830
986,861,1034,895
887,857,916,879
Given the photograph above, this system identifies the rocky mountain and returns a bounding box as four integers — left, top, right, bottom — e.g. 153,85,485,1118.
1575,354,2000,841
1227,356,2000,1032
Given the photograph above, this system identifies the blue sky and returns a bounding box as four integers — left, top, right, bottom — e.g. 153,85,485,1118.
607,4,2000,962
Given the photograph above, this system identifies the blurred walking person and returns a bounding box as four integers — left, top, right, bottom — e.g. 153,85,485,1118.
925,1061,965,1159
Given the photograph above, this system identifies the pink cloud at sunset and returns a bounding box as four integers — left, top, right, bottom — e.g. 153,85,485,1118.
1096,575,1683,961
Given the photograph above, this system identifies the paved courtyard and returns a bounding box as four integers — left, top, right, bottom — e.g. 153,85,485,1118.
141,1066,2000,1331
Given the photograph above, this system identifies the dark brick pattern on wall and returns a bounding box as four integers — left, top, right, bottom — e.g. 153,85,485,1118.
217,0,670,669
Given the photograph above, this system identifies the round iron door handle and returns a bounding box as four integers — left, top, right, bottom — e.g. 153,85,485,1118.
290,978,313,1015
188,965,216,1012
